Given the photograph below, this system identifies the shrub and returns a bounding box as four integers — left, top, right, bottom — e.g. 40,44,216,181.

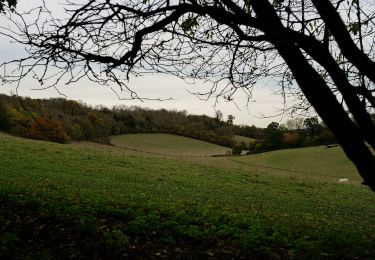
248,140,268,154
87,111,103,126
7,107,32,137
282,132,301,147
0,101,10,131
232,144,243,155
64,123,84,141
29,116,71,143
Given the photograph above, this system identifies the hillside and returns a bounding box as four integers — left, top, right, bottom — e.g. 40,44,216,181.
0,94,337,155
0,94,240,147
110,133,231,156
234,135,257,144
233,146,360,180
0,132,374,258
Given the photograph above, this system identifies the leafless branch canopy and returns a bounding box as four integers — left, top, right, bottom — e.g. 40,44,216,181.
0,0,371,108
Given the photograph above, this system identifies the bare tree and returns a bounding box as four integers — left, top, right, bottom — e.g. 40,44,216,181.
1,0,375,190
286,117,304,131
0,0,16,13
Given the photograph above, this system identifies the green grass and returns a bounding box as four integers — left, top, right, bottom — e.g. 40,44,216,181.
1,132,375,258
234,135,257,144
110,133,231,156
231,146,361,182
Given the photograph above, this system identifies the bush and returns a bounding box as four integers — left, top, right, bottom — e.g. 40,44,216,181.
282,132,301,147
7,108,32,137
64,123,84,141
248,140,269,154
29,116,71,143
0,101,10,131
232,144,243,155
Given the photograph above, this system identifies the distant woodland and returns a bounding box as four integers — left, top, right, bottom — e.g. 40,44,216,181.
0,94,337,154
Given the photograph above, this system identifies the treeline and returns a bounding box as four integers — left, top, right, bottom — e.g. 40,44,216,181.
0,94,237,146
0,94,338,153
234,119,337,155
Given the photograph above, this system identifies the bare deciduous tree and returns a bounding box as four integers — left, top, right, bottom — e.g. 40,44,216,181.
1,0,375,190
0,0,16,13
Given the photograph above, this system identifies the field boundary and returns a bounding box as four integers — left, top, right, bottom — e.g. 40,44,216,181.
111,144,228,158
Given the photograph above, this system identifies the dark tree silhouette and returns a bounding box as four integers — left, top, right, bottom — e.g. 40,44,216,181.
1,0,375,190
304,117,321,135
0,0,16,12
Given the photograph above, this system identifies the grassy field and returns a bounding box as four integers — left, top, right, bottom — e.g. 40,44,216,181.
110,133,231,156
1,132,375,258
234,135,257,144
232,146,361,181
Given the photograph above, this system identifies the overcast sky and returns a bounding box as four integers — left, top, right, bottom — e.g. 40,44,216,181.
0,0,295,127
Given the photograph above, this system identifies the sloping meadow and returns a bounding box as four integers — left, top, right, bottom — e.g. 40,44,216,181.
0,132,374,258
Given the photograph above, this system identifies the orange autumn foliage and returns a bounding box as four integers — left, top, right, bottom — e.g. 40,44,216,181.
282,132,300,146
29,116,70,144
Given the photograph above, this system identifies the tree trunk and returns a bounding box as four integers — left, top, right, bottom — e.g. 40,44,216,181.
287,30,375,150
250,0,375,191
